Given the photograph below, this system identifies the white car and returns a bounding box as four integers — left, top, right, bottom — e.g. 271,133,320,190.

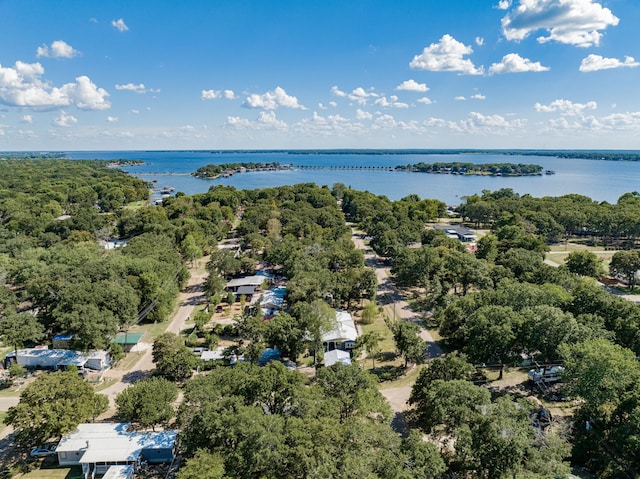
30,445,56,458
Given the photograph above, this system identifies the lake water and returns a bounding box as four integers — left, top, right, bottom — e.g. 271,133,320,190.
65,150,640,205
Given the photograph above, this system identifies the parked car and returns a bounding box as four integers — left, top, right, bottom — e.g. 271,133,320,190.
30,445,56,458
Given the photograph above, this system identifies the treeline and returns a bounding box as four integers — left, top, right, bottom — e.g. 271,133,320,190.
344,187,640,477
192,162,283,178
459,188,640,244
397,161,543,176
0,160,243,351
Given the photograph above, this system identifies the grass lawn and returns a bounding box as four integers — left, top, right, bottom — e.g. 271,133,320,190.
0,411,6,425
14,465,83,479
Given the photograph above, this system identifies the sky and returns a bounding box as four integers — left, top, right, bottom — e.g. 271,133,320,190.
1,0,639,151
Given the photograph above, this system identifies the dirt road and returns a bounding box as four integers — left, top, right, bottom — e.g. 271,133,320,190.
350,228,441,430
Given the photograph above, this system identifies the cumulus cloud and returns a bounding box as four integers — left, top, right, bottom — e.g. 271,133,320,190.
455,96,467,101
201,89,236,100
243,86,305,110
112,18,129,32
331,85,378,105
116,83,158,94
579,54,640,72
225,111,287,130
356,109,373,120
395,79,429,92
53,111,77,127
129,109,139,114
107,116,118,123
497,0,512,9
374,95,409,108
534,98,597,115
459,111,526,131
501,0,619,47
489,53,550,74
470,93,486,100
36,40,79,59
475,37,485,46
22,114,32,123
0,61,110,110
410,34,483,75
417,97,433,105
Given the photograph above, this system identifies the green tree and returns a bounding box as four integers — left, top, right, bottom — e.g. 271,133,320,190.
565,250,604,278
610,249,640,290
5,369,108,446
356,330,382,368
115,377,178,430
264,312,304,361
0,311,45,358
177,450,226,479
388,320,424,368
359,301,379,325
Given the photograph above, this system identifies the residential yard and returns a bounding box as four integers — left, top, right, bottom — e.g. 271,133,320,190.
12,464,83,479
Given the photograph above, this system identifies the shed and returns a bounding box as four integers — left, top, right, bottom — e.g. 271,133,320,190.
112,333,144,353
84,350,111,371
324,349,352,367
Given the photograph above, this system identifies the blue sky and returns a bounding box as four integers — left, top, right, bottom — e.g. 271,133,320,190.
1,0,639,150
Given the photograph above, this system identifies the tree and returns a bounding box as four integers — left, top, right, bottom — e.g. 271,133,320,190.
388,319,425,368
359,301,379,325
0,311,45,358
152,333,199,382
356,330,382,368
610,250,640,290
5,369,108,446
116,377,178,430
400,430,447,479
409,353,475,407
264,312,305,361
565,250,603,278
177,450,226,479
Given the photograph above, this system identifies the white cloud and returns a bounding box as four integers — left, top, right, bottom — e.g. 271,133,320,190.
116,83,158,94
455,96,466,101
243,86,305,110
475,37,485,46
331,85,378,105
534,98,597,115
497,0,512,9
356,109,373,120
129,109,139,114
410,34,483,75
374,95,409,108
395,79,429,92
225,111,287,130
53,111,77,127
36,40,79,59
579,54,640,72
69,76,111,110
201,89,237,100
331,86,347,97
470,94,486,100
112,18,129,32
107,116,118,123
460,111,526,131
489,53,550,74
417,97,433,105
0,62,110,110
22,114,32,123
257,111,287,129
501,0,619,47
329,101,337,108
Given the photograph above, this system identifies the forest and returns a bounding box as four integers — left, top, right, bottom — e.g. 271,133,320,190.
1,160,639,478
395,162,544,176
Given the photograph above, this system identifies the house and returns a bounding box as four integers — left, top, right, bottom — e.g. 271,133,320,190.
3,348,110,371
102,465,134,479
324,349,352,367
432,224,478,242
56,423,177,479
225,275,266,296
321,311,358,352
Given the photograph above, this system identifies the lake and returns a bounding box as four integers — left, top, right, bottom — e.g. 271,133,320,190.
65,150,640,205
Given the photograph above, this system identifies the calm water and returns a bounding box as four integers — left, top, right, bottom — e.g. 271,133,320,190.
65,150,640,205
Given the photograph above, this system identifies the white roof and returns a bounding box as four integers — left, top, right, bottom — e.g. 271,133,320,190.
102,465,134,479
324,349,352,367
201,348,226,362
321,311,358,344
226,276,265,288
56,423,177,465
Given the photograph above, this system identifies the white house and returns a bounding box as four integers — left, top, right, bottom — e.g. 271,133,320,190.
56,423,177,479
321,310,358,352
324,349,352,367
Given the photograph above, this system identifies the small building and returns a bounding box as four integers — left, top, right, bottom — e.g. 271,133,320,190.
102,465,134,479
56,423,177,478
112,333,144,353
85,350,111,370
321,311,358,352
225,276,266,295
324,349,352,367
